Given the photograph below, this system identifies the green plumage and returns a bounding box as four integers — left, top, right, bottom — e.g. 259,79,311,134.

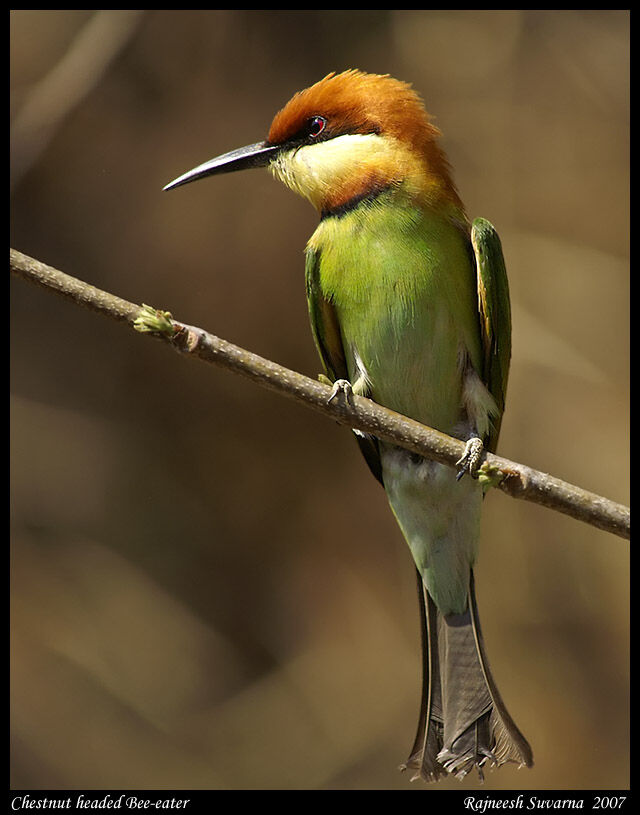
306,192,509,614
308,193,480,423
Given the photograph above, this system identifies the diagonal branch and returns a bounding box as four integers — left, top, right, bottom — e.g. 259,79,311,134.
10,248,630,541
10,11,145,190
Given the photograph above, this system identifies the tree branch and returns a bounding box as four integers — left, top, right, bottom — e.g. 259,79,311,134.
10,11,144,190
10,248,630,541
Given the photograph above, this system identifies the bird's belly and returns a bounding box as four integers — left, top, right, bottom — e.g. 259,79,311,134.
381,444,482,615
342,300,464,435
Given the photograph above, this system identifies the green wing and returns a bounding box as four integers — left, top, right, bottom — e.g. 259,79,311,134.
470,218,512,452
305,246,384,484
305,246,348,384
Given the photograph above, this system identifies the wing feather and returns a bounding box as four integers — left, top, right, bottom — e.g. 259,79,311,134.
305,246,383,484
470,218,512,452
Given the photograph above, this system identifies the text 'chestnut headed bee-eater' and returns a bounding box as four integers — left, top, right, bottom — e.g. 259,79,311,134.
165,70,533,783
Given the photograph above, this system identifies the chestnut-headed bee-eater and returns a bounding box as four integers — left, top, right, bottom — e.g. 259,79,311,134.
165,69,533,782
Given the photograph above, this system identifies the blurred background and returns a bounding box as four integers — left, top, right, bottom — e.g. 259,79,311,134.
10,10,629,791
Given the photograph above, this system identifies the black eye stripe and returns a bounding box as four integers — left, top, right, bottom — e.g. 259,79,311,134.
271,115,381,152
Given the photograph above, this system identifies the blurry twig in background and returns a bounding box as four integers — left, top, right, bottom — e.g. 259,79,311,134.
10,10,144,191
10,247,630,541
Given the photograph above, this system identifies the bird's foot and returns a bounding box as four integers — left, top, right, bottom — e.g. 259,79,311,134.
327,378,354,407
455,437,484,481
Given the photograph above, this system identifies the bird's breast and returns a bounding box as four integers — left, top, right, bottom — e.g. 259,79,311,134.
309,198,480,433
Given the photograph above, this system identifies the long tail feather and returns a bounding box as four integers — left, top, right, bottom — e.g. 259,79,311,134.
401,569,533,782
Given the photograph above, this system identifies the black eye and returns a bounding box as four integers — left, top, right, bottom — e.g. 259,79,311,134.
308,116,327,138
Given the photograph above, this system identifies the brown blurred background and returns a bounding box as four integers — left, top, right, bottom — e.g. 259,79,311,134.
10,10,629,791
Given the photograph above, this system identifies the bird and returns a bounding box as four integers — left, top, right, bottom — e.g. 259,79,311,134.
164,69,533,783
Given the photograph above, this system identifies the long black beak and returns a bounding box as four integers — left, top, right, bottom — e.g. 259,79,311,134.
163,141,280,191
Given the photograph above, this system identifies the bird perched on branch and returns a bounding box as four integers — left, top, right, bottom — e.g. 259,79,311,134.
165,69,532,782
